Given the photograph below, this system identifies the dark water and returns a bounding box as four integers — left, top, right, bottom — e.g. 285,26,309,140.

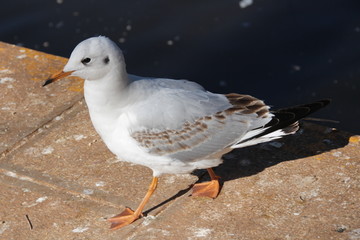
2,0,360,133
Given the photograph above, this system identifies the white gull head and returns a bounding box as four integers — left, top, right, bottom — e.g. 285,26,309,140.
63,36,126,81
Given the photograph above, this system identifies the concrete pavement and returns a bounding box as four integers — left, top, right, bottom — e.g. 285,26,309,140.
0,41,359,240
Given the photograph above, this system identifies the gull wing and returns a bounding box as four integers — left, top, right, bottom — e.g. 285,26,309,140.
131,93,271,161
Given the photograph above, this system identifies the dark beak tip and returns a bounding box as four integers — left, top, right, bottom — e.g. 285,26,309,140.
42,78,53,87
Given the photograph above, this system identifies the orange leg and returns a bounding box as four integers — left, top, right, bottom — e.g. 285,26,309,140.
192,168,220,199
108,177,158,230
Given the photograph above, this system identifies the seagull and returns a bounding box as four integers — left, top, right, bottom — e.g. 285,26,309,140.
43,36,330,230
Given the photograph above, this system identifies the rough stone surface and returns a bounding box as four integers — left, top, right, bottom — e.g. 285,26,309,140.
0,42,359,240
0,42,84,154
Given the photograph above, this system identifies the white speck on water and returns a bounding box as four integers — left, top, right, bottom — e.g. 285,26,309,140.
166,40,174,46
16,54,27,59
118,37,126,43
242,22,251,28
0,77,15,84
72,226,89,233
191,228,213,237
126,24,132,31
83,189,94,195
56,0,64,4
55,21,64,29
43,42,50,48
239,0,253,8
95,181,105,187
292,65,301,71
36,196,48,203
219,80,227,87
41,146,54,155
73,134,86,141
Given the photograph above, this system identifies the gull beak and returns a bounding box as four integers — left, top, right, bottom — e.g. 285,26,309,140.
42,70,75,87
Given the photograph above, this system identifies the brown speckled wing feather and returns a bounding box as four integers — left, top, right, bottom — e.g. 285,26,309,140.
131,93,272,161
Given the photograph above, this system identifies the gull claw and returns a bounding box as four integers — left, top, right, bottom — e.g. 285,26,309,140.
108,208,139,230
191,179,220,199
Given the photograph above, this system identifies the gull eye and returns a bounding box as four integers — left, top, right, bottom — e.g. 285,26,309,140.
81,57,91,65
103,56,110,64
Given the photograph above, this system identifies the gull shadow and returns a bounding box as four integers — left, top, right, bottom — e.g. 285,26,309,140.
206,122,352,182
144,122,352,214
143,186,193,216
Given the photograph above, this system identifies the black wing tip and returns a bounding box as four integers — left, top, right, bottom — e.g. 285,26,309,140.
299,98,331,116
265,98,331,135
277,98,331,115
233,98,331,145
320,98,331,107
313,98,331,107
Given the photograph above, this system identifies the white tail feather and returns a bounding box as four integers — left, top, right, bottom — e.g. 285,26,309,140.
231,122,299,149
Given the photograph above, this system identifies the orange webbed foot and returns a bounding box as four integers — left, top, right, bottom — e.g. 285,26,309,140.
191,179,220,199
108,208,139,230
107,177,159,230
